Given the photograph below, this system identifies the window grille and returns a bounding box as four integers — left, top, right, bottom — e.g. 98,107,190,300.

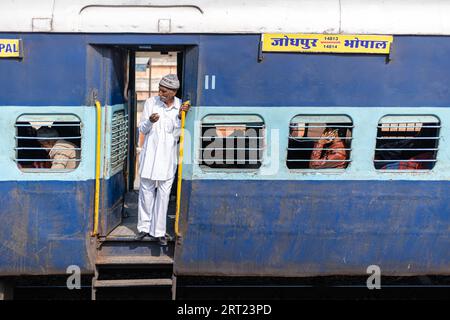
199,115,264,169
15,114,82,171
111,110,128,172
374,115,440,170
287,115,353,170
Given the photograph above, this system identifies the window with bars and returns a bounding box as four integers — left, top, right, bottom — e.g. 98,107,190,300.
374,115,440,170
199,115,264,169
15,114,82,171
111,110,128,172
287,115,353,170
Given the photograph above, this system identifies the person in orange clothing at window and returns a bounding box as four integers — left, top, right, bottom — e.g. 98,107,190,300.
309,127,348,169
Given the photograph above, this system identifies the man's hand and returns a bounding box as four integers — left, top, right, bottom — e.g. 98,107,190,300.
150,113,160,123
179,101,191,118
317,129,338,145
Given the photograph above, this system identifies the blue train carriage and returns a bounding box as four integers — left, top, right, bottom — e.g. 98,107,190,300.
0,0,450,298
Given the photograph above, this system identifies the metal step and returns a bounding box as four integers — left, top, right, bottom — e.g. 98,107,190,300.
96,239,174,258
99,234,175,242
96,255,173,265
93,278,172,288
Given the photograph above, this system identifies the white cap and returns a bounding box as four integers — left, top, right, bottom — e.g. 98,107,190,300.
159,74,180,90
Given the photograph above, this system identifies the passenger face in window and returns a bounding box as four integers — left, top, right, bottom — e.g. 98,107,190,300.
309,127,348,169
39,139,54,149
318,128,339,145
158,85,177,104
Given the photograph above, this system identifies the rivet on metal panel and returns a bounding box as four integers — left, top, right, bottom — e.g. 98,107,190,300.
386,40,395,64
258,38,264,62
32,18,52,32
158,19,171,33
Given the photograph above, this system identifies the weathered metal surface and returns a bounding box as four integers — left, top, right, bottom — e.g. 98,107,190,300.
93,278,172,288
2,1,450,35
96,255,173,265
98,241,174,260
4,34,450,109
0,180,94,275
174,180,450,277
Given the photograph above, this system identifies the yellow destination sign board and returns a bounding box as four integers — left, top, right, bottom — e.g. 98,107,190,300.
0,39,22,58
262,34,393,54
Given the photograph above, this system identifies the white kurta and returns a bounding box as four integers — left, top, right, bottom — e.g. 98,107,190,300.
137,96,181,237
139,96,181,180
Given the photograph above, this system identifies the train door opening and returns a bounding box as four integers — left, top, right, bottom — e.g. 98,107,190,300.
106,49,184,241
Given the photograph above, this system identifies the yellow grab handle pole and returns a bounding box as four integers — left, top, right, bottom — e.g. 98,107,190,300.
92,100,102,236
175,106,187,237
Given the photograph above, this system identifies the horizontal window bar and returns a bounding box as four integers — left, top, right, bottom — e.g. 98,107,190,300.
201,136,264,139
377,169,431,171
15,136,82,140
286,159,352,162
199,158,263,161
202,124,265,128
18,168,77,172
379,121,439,124
374,159,437,162
287,148,352,151
200,148,264,151
377,125,441,129
15,159,81,162
375,148,438,151
15,123,81,127
289,125,354,128
289,136,353,140
376,137,439,140
15,147,82,151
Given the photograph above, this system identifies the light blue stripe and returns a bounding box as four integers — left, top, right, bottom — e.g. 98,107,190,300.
0,104,126,181
182,106,450,181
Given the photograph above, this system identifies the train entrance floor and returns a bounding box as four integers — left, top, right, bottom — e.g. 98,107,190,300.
92,191,176,300
106,191,176,242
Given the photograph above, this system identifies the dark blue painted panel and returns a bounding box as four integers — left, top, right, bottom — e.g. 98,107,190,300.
0,34,87,106
0,180,94,275
2,34,450,107
0,34,127,106
86,45,126,105
101,171,125,235
175,180,450,277
199,35,450,107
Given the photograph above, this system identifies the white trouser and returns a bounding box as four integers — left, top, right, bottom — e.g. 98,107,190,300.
137,177,175,237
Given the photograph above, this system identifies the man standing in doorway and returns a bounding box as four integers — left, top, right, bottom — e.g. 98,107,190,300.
135,74,190,245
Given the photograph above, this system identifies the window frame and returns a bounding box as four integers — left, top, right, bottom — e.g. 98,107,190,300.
374,114,440,172
198,114,265,172
15,113,82,173
110,109,129,174
287,114,354,172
